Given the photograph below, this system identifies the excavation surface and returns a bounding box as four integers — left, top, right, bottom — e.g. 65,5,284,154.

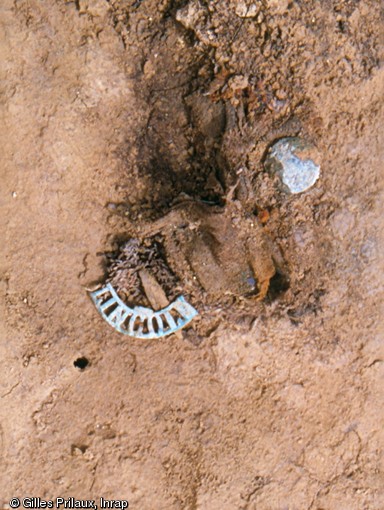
1,1,383,508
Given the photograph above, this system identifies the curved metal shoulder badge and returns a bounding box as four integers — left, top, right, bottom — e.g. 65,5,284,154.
90,283,198,339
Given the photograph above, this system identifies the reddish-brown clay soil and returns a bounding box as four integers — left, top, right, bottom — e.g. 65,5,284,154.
1,0,383,508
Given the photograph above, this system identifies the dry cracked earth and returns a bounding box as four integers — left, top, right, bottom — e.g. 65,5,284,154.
1,0,383,509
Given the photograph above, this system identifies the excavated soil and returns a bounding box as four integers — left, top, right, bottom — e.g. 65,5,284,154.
1,0,383,508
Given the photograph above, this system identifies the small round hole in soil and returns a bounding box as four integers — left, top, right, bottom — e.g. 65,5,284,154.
73,357,89,370
268,271,290,300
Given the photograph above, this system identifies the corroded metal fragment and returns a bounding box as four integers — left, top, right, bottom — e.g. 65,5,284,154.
265,137,321,194
90,283,198,339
